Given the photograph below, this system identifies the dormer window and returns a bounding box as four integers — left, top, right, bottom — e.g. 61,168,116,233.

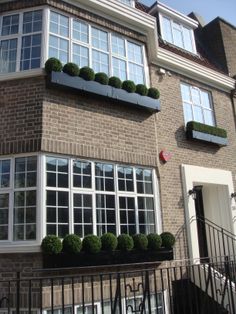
118,0,134,7
159,14,197,54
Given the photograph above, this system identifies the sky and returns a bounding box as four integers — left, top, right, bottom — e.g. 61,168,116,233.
141,0,236,27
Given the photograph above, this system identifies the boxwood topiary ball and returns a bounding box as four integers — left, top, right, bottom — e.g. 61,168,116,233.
82,234,102,254
41,235,62,254
160,232,175,249
117,234,134,251
45,58,63,74
94,72,109,85
101,233,118,251
62,234,82,254
147,87,160,99
147,233,162,250
122,80,136,93
135,84,148,96
79,66,95,81
108,76,122,88
63,62,80,76
133,234,148,251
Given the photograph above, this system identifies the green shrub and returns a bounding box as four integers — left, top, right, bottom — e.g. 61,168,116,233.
41,235,62,254
135,84,148,96
122,80,136,93
160,232,175,249
133,234,148,251
94,72,109,85
186,121,227,138
63,63,80,76
147,233,162,250
108,76,122,88
62,234,82,254
45,58,63,74
147,87,160,99
79,67,95,81
82,234,101,254
101,233,118,251
117,234,134,251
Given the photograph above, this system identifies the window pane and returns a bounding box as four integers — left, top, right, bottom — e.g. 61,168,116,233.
173,22,184,48
50,12,69,37
112,34,125,57
73,20,88,43
127,42,143,64
136,169,153,194
183,102,193,124
23,10,42,34
119,197,136,235
73,160,92,189
204,109,215,126
92,50,109,74
73,194,93,238
180,84,191,102
201,91,212,109
161,16,173,43
73,44,89,67
118,166,134,192
0,194,9,240
128,63,144,84
95,163,114,191
49,35,68,64
96,194,115,236
0,160,10,188
112,57,127,81
0,39,17,73
46,157,68,188
193,105,203,123
138,197,155,234
15,157,37,188
20,34,41,70
182,26,193,52
2,14,19,36
92,28,108,51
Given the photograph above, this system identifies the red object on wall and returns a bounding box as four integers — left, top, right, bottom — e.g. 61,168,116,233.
159,150,172,162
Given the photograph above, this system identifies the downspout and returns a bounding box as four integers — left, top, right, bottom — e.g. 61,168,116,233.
231,77,236,131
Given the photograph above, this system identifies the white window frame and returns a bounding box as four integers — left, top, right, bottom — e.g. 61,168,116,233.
43,154,160,239
0,153,40,245
0,6,45,73
159,13,197,54
180,82,216,126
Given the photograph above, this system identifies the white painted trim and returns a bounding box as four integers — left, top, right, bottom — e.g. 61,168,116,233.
0,68,45,82
157,47,236,92
181,164,235,261
0,244,41,253
149,2,198,29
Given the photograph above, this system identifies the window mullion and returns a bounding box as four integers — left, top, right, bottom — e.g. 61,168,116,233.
133,167,139,234
92,161,97,235
114,164,120,236
69,158,73,234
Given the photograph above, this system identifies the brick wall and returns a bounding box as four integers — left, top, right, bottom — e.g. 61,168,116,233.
150,65,236,251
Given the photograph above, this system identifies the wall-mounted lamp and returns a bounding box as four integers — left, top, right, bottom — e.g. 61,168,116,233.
231,192,236,201
188,186,203,200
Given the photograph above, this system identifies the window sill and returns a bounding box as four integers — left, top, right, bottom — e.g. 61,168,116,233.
0,243,41,253
0,69,45,82
43,248,173,268
47,71,160,113
186,129,228,146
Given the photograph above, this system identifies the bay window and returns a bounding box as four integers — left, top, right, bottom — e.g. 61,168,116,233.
45,156,157,238
180,83,215,126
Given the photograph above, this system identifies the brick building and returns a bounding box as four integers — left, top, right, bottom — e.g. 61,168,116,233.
0,0,236,313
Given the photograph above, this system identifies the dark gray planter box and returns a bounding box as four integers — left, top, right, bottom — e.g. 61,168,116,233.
47,71,160,112
43,248,173,268
186,129,228,146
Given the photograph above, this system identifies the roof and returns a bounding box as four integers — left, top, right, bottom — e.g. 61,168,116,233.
135,1,150,13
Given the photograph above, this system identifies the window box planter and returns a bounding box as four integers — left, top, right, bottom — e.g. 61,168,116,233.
43,248,173,268
186,121,228,146
47,71,160,113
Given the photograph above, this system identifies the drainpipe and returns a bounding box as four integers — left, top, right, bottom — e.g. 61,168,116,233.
231,77,236,131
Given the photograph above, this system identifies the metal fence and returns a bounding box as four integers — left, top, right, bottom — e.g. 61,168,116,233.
0,258,236,314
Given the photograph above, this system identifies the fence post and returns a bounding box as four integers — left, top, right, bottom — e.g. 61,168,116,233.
16,272,20,314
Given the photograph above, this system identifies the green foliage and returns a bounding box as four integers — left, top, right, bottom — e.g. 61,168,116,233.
186,121,227,138
82,234,102,254
122,80,136,93
108,76,122,88
135,84,148,96
117,234,134,251
133,234,148,251
147,233,162,250
147,87,160,99
62,234,82,254
94,72,109,85
41,235,62,254
79,66,95,81
101,233,118,251
63,63,80,76
45,58,63,74
160,232,175,249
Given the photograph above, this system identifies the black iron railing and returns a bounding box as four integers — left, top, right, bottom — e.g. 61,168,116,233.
0,259,235,314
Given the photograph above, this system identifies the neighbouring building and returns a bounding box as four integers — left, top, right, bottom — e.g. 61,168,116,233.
0,0,236,313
